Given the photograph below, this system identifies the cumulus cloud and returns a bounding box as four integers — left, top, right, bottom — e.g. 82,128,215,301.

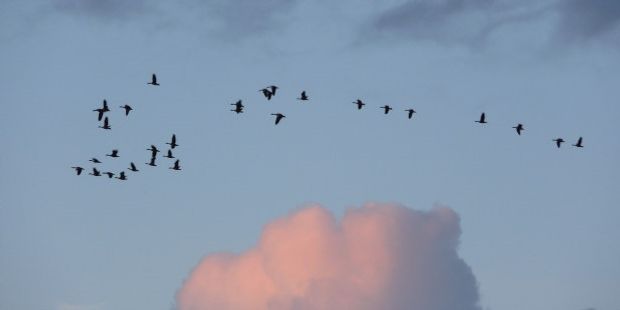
176,203,481,310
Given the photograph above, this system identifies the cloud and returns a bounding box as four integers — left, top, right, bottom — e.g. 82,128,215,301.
176,203,481,310
52,0,149,20
554,0,620,43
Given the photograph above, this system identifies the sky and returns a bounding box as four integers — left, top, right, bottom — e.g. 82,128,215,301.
1,0,619,309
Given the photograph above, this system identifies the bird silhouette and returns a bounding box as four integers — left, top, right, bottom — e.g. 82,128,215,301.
170,159,181,171
259,88,273,100
231,100,244,109
297,91,308,101
147,145,160,158
99,117,111,130
89,158,101,164
553,138,565,148
475,113,487,124
381,105,392,114
120,105,133,116
164,149,175,159
128,162,139,172
116,171,127,180
269,85,278,96
71,166,84,175
231,105,244,114
146,157,157,166
166,134,178,149
573,137,584,148
93,99,109,121
271,113,285,125
405,109,416,119
513,123,524,135
89,168,101,176
147,74,159,86
103,172,115,178
353,99,365,110
106,149,119,158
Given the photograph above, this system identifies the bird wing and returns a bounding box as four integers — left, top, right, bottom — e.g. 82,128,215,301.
152,74,157,83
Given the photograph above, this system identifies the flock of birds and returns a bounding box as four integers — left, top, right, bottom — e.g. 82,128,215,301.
71,74,182,180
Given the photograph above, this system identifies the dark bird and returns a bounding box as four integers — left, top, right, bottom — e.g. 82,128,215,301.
89,158,101,164
405,109,416,119
147,73,159,86
116,171,127,180
573,137,584,148
553,138,565,148
271,113,285,125
353,99,365,110
475,113,487,124
269,85,278,96
231,105,244,114
99,117,111,130
381,105,392,114
297,91,308,101
93,99,110,121
71,166,84,175
146,157,157,166
164,149,175,159
231,100,244,109
147,145,160,158
128,162,139,172
103,172,115,179
89,168,101,176
106,149,119,158
120,104,133,116
166,134,178,149
169,159,181,171
513,123,524,135
259,88,273,100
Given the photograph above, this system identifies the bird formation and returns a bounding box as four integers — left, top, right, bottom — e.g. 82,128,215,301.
71,74,182,180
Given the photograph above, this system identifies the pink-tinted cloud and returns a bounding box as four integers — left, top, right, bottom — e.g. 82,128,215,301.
176,203,480,310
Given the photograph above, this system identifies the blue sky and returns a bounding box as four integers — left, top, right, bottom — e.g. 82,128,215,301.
1,1,619,309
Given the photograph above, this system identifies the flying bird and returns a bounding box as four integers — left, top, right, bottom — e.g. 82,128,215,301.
259,88,273,100
269,85,278,96
116,171,127,180
103,172,115,179
147,145,160,158
381,105,392,114
89,158,101,164
89,168,101,176
231,100,244,109
146,157,157,166
353,99,365,110
147,74,159,86
513,123,524,135
271,113,285,125
405,109,416,119
169,159,181,171
297,91,308,101
106,149,119,158
128,162,139,172
99,117,111,130
93,99,110,121
475,113,487,124
166,134,178,149
164,149,175,159
573,137,584,148
553,138,565,148
231,105,244,114
71,166,84,175
120,104,133,116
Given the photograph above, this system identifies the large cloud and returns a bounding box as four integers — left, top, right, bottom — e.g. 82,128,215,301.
176,203,481,310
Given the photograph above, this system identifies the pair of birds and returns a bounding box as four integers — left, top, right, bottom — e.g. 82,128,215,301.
352,100,416,119
93,100,133,130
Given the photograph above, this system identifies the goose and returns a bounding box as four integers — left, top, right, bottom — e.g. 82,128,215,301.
259,88,273,100
103,172,115,178
553,138,565,148
120,104,133,116
381,105,392,114
116,171,127,180
297,91,308,101
573,137,584,148
128,162,139,172
405,109,416,119
146,157,157,167
106,149,119,158
99,117,111,130
271,113,285,125
169,159,181,171
147,145,160,158
89,168,101,176
353,99,365,110
163,149,175,159
166,134,178,149
513,123,524,135
89,158,101,164
71,166,84,175
475,113,487,124
147,74,159,86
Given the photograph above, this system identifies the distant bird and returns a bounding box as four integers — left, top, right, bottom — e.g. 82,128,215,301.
166,134,178,149
381,105,392,114
93,99,110,121
475,113,487,124
269,85,278,96
103,172,115,179
271,113,285,125
170,159,181,171
99,117,111,130
573,137,584,148
89,158,101,164
147,73,159,86
128,162,139,172
231,100,244,109
116,171,127,180
513,123,524,135
146,157,157,166
231,105,244,114
120,104,133,116
297,91,308,101
259,88,273,100
405,109,416,119
353,99,365,110
89,168,101,176
553,138,565,148
106,149,119,158
71,166,84,175
147,145,160,158
164,149,175,159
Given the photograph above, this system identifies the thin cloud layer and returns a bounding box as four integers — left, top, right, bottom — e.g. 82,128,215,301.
554,0,620,43
53,0,149,20
176,203,481,310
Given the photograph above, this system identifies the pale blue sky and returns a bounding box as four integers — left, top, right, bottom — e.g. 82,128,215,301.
1,1,619,310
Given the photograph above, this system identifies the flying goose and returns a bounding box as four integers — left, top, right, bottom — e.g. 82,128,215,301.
116,171,127,180
146,157,157,166
169,159,181,171
297,91,308,101
120,104,133,116
71,166,84,175
89,168,101,176
381,105,392,114
103,172,115,178
164,149,175,159
89,158,101,164
353,99,365,110
128,162,139,172
147,74,159,86
553,138,565,148
573,137,584,148
405,109,416,119
271,113,285,125
475,113,487,124
513,123,524,135
166,134,178,149
106,149,119,158
99,117,111,130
